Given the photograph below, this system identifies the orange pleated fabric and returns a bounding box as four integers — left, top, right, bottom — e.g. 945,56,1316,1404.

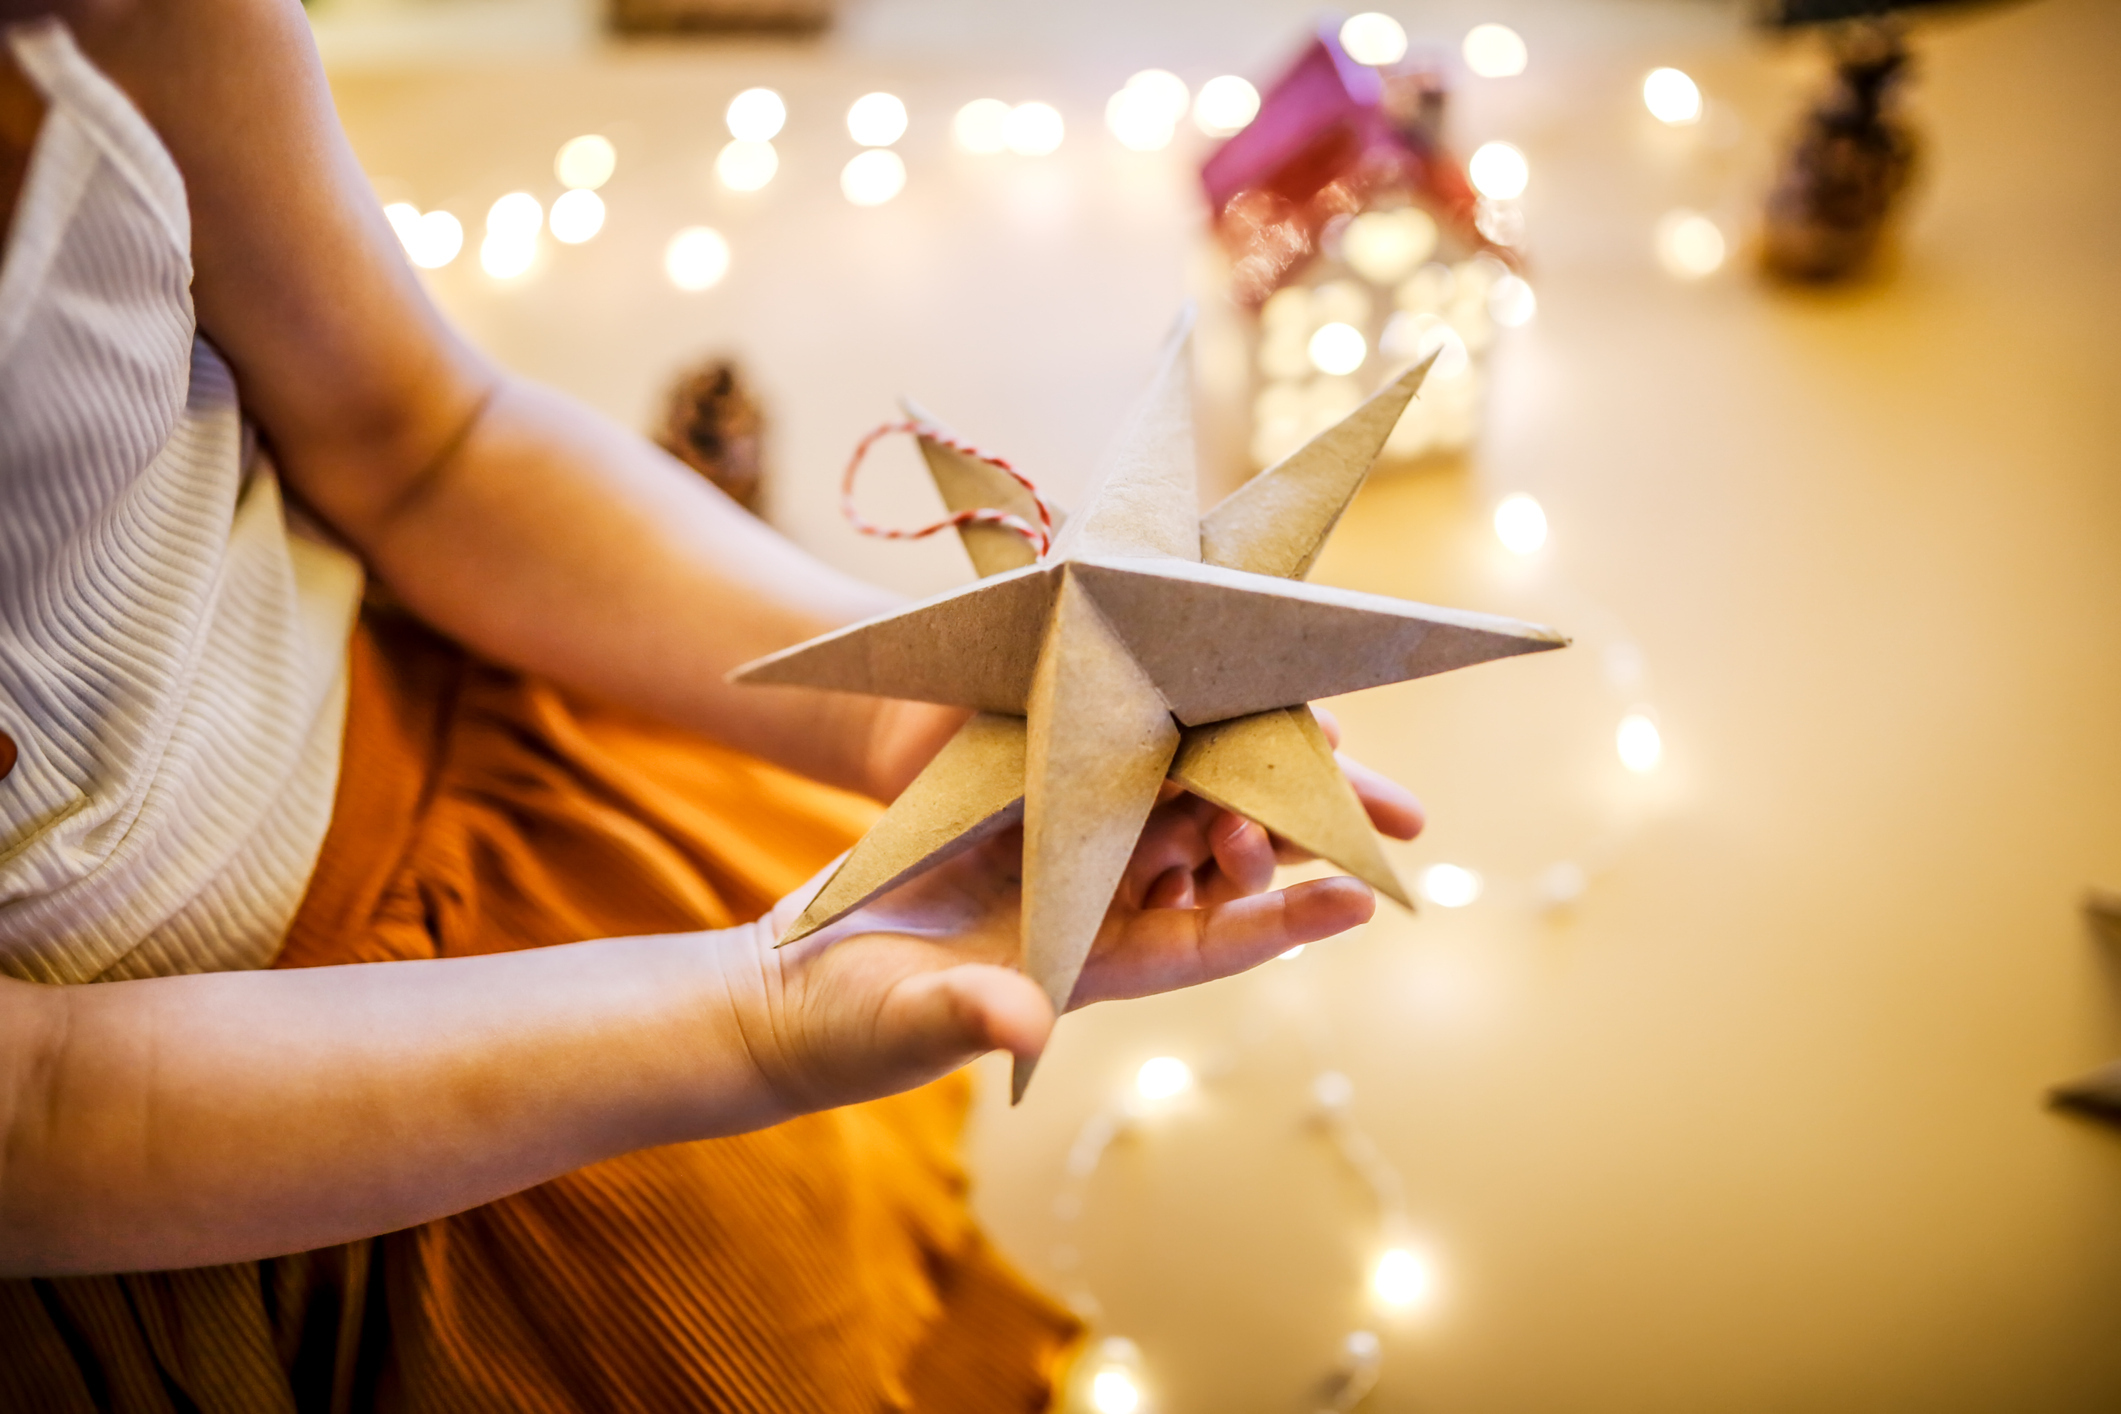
0,609,1081,1413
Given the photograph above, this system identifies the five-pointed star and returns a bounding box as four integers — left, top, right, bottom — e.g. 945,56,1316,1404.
735,317,1565,1098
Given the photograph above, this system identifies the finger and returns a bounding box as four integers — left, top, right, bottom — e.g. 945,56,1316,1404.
1073,876,1377,1007
1145,865,1196,910
1207,811,1278,897
882,962,1057,1075
1121,800,1218,898
1339,754,1425,840
1312,704,1343,748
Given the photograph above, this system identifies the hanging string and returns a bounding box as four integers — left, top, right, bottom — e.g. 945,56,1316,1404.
840,419,1055,558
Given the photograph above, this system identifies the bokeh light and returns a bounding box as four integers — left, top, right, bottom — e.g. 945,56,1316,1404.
1342,207,1438,285
1493,493,1547,553
553,134,616,191
953,98,1012,153
1487,272,1537,326
715,139,779,191
480,193,541,279
664,226,729,291
847,91,909,147
1372,1247,1437,1308
1106,72,1188,152
406,210,462,268
1004,101,1066,155
1194,75,1261,137
1418,863,1482,908
547,188,604,244
1340,12,1409,66
1468,141,1529,200
726,87,787,142
1308,321,1368,376
1656,210,1727,278
1090,1368,1142,1414
1643,67,1703,125
1462,23,1529,78
1135,1056,1193,1100
1617,714,1663,772
841,148,907,204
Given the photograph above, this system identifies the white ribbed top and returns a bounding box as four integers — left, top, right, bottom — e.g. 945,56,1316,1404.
0,19,363,984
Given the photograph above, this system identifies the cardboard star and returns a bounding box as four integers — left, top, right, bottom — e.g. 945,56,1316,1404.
735,316,1565,1098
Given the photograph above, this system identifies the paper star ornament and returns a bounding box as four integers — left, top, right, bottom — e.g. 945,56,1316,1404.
735,316,1565,1098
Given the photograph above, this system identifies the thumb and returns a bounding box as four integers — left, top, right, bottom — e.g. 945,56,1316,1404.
881,963,1057,1078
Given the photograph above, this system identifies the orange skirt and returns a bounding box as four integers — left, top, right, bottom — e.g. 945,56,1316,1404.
0,610,1080,1413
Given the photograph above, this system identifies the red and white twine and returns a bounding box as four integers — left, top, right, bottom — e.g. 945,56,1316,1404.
840,419,1055,558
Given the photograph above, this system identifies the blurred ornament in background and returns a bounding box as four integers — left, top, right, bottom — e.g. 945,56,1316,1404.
654,358,766,512
1758,21,1919,282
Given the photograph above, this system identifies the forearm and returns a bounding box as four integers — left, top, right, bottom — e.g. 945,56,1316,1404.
0,930,785,1277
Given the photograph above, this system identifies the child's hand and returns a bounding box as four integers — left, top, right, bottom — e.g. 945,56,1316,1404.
718,718,1422,1117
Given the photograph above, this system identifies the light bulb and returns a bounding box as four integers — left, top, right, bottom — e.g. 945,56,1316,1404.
664,226,729,291
1090,1368,1142,1414
548,188,605,244
726,87,787,142
1462,23,1528,78
1193,75,1260,137
953,98,1012,153
1656,210,1726,278
1418,863,1481,908
1617,714,1663,772
1004,101,1065,155
554,134,616,190
1308,321,1367,376
1135,1056,1192,1100
840,148,907,205
1493,493,1546,554
847,91,908,147
1468,141,1529,200
1339,12,1408,66
716,139,779,191
1372,1247,1437,1307
1643,67,1702,125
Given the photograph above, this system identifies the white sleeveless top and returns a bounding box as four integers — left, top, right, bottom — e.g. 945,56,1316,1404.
0,19,364,984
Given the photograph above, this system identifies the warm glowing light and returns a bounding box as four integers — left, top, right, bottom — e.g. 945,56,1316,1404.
404,210,462,269
1462,23,1528,78
1090,1369,1142,1414
1380,312,1469,380
715,139,780,191
1308,321,1367,376
1372,1247,1437,1307
1342,207,1437,285
1135,1056,1193,1100
1643,67,1703,125
554,134,616,191
1278,944,1307,960
847,91,909,147
547,188,605,244
1339,12,1409,66
841,149,907,204
726,87,787,142
1124,69,1191,123
1493,493,1547,554
1487,272,1537,327
1617,714,1663,772
1656,210,1727,278
664,226,729,291
1193,75,1260,137
1004,102,1066,155
1418,863,1481,908
1106,83,1179,152
486,192,543,239
383,202,421,245
479,234,534,279
953,98,1012,153
1468,141,1529,200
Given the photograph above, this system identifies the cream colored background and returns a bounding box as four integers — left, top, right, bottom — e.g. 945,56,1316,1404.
322,0,2121,1406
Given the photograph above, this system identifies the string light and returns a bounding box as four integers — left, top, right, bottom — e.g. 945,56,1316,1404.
1462,22,1529,78
480,192,541,279
841,148,907,204
1418,863,1482,908
1106,70,1189,152
547,188,604,244
847,91,909,147
1642,67,1703,125
554,134,616,191
1193,76,1260,138
1134,1056,1193,1101
953,98,1012,153
1617,713,1663,772
1308,322,1368,376
398,208,463,269
716,139,779,191
1468,141,1529,200
726,87,787,142
1493,493,1547,554
1339,12,1408,67
1004,101,1066,155
1655,210,1726,278
663,226,729,291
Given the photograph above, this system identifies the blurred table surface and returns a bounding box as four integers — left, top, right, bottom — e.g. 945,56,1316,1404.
325,0,2121,1407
